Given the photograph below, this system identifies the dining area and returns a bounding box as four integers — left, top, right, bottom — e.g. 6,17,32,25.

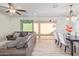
52,4,79,56
53,31,79,56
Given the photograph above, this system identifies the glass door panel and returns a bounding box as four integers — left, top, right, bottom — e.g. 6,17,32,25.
40,23,54,34
34,23,39,34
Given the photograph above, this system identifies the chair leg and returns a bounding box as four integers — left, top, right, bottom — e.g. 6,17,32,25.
55,40,57,44
60,43,62,48
74,45,76,53
57,41,59,45
64,46,66,52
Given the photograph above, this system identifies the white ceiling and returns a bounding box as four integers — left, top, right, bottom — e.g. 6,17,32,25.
0,3,79,17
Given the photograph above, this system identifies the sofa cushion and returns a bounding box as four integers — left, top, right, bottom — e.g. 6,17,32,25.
13,32,20,38
16,36,28,49
6,36,21,48
6,41,17,48
23,32,28,36
6,32,33,49
19,32,28,37
6,35,16,40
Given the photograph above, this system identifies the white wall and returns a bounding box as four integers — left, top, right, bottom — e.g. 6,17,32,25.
10,16,67,33
0,14,67,41
56,17,67,33
71,20,79,35
8,17,20,32
0,13,12,41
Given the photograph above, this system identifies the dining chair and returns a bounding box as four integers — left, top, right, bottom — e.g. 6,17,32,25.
53,32,60,45
70,32,77,38
58,32,70,52
73,32,79,53
69,32,79,53
58,32,77,53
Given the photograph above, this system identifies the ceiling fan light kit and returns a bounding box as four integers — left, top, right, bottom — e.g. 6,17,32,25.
9,9,16,13
0,3,26,15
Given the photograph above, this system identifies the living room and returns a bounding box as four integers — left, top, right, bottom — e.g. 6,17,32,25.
0,3,79,56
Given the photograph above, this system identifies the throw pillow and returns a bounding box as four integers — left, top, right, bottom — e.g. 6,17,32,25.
19,32,28,37
16,36,28,49
13,32,20,38
6,41,17,48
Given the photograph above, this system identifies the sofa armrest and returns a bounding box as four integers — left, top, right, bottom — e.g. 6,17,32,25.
6,35,16,40
6,35,13,38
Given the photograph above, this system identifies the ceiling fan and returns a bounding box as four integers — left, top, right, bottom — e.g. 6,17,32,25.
0,3,26,15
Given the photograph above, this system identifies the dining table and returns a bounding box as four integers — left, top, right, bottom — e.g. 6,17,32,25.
66,36,79,56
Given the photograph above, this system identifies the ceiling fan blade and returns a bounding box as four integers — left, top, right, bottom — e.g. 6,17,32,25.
16,11,21,15
8,3,15,9
16,9,26,12
5,10,9,13
8,3,12,9
0,6,8,9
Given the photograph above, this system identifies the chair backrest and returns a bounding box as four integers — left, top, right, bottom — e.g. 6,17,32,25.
70,32,76,36
70,32,77,38
75,32,79,37
58,32,66,45
53,32,59,41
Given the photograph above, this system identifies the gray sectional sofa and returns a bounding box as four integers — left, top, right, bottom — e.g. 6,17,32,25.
0,32,36,56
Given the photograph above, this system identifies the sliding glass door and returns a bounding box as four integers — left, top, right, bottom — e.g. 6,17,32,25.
34,21,56,39
34,23,39,34
40,22,54,35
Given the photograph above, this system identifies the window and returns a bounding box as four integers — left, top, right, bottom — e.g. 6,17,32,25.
21,20,33,32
